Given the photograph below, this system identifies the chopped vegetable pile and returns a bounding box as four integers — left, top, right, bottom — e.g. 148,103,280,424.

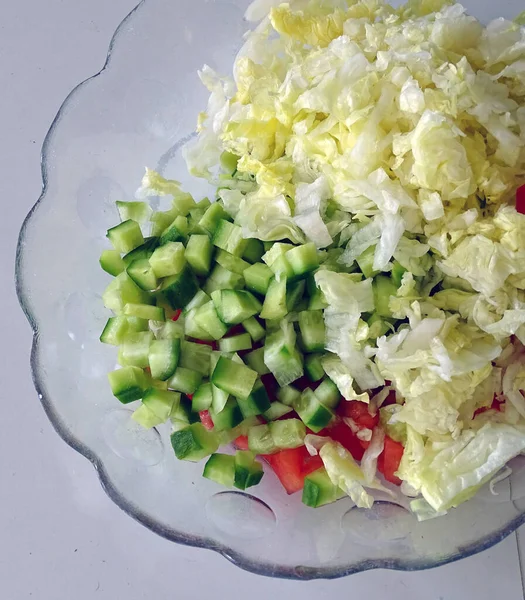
99,0,525,519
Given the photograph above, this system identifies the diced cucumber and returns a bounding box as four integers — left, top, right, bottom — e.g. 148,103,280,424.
244,263,273,295
373,275,397,318
124,303,165,322
276,385,301,407
294,388,334,433
116,201,151,223
184,290,210,313
242,317,265,342
107,219,144,253
204,265,244,294
264,327,303,386
193,302,229,340
262,243,294,269
126,316,150,332
298,310,325,352
150,242,186,278
172,192,197,216
286,279,305,312
211,289,261,324
237,380,271,418
100,316,129,346
122,236,159,266
108,366,148,404
160,267,199,309
234,451,264,490
215,249,250,275
142,388,180,422
119,331,154,368
211,382,229,414
192,382,213,411
180,341,212,376
212,220,247,256
314,378,340,409
285,243,319,278
367,313,391,339
126,259,158,291
209,397,243,431
151,208,179,236
170,394,200,425
306,274,327,310
158,318,184,340
102,272,153,314
199,203,230,236
100,250,126,276
248,424,277,454
260,277,288,320
185,234,213,276
203,453,235,487
268,254,295,279
211,356,258,399
170,423,219,461
356,245,379,279
149,338,181,380
264,401,293,421
220,150,239,174
132,404,165,429
305,354,325,382
269,419,305,449
184,308,214,341
244,347,270,375
391,260,407,287
219,333,252,353
302,467,345,508
167,367,203,395
159,220,186,246
242,239,265,264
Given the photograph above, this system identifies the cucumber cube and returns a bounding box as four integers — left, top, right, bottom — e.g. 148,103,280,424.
211,356,258,399
160,267,199,309
150,242,186,278
100,250,126,276
108,366,148,404
302,467,345,508
185,235,213,276
170,423,219,461
107,219,144,253
212,220,247,256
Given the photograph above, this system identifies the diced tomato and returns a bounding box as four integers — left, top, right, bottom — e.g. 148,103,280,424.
321,421,366,461
474,395,503,418
199,410,214,431
377,436,404,485
186,394,193,401
337,400,379,429
171,309,182,322
224,324,245,337
263,446,323,495
234,435,249,450
517,184,525,215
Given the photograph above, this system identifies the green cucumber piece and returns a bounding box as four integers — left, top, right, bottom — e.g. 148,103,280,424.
212,219,247,256
248,424,277,454
211,289,261,325
302,467,345,508
220,150,239,174
219,333,252,353
269,418,305,449
108,366,148,404
306,274,328,310
185,234,213,276
116,201,151,223
305,354,325,382
244,263,273,295
160,267,199,309
151,209,179,237
167,367,202,395
373,275,398,318
356,246,379,279
391,260,407,287
244,347,270,375
237,380,271,418
170,394,200,425
107,219,144,253
286,279,305,312
285,243,319,277
149,338,181,380
242,317,265,342
199,203,230,236
192,382,213,411
126,258,158,291
132,404,165,429
264,401,293,421
184,290,210,313
193,301,229,340
215,249,250,275
209,397,244,431
211,356,258,399
204,265,244,294
159,220,186,246
264,326,303,386
100,250,126,276
260,277,288,320
242,239,265,264
100,316,129,346
122,236,159,266
150,242,186,278
294,388,334,433
124,303,165,322
172,192,197,216
180,341,212,376
142,388,180,421
314,378,340,409
234,451,264,489
170,423,219,461
203,453,235,487
298,310,325,352
118,331,154,368
276,385,301,407
184,308,214,341
102,272,153,314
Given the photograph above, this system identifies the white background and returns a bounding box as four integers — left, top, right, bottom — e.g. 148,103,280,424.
2,1,525,598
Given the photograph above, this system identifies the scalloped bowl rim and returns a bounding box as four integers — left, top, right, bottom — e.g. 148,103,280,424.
14,0,525,580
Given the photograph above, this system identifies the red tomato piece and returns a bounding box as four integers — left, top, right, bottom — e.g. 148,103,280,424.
517,184,525,215
337,400,379,429
224,324,245,337
234,435,249,450
301,453,324,476
474,395,503,418
263,446,323,495
377,436,404,485
171,309,182,322
199,410,214,431
322,421,366,461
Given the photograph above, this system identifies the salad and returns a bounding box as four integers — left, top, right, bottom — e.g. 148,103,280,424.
99,0,525,519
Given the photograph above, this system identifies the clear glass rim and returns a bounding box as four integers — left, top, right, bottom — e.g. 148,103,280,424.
14,0,525,580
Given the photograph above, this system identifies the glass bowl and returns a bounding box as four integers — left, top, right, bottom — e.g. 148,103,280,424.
16,0,525,580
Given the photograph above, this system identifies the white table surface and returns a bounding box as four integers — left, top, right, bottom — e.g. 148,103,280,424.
2,1,525,598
